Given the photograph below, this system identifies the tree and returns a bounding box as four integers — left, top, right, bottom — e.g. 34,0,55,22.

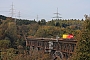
0,19,18,48
0,15,7,20
38,19,46,25
2,48,16,60
71,19,90,60
46,20,55,26
28,23,39,36
5,22,18,47
0,40,10,49
35,26,61,38
55,22,60,26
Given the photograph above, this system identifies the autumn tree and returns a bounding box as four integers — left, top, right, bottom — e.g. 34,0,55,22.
28,23,39,36
71,18,90,60
0,40,10,49
46,20,55,26
35,26,61,38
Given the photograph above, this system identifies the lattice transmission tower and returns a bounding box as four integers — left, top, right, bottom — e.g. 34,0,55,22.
53,8,62,20
10,2,15,17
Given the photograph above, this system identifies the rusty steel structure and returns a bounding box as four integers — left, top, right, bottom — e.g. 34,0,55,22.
26,37,77,60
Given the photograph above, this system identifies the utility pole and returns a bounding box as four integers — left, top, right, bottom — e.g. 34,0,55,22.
53,8,62,20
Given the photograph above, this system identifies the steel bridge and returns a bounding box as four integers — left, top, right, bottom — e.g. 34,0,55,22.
26,37,77,60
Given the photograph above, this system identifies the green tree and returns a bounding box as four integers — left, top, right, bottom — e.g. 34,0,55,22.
0,40,10,49
28,23,39,36
71,19,90,60
2,48,16,60
46,20,55,26
38,19,46,25
35,26,60,38
0,19,18,48
5,22,17,47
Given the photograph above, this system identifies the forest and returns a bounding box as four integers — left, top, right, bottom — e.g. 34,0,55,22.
0,15,90,60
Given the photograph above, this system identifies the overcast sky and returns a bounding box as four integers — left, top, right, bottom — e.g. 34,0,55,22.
0,0,90,21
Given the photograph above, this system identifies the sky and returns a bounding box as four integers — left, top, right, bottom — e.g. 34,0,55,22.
0,0,90,21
